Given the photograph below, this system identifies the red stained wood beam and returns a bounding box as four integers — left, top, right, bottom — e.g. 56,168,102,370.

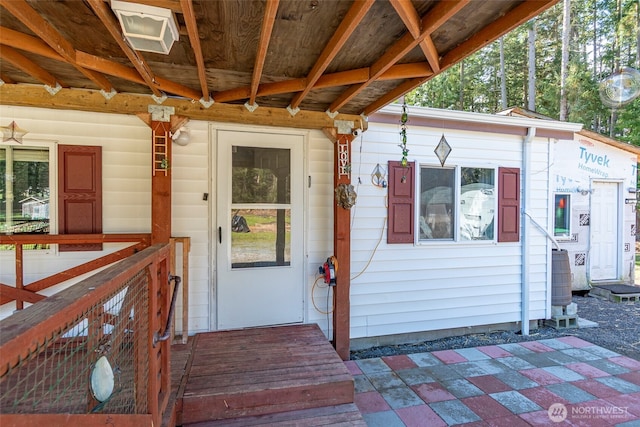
0,284,45,304
0,414,154,427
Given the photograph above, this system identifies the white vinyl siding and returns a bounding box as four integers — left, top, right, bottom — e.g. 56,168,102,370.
306,130,335,336
348,120,550,339
171,120,210,333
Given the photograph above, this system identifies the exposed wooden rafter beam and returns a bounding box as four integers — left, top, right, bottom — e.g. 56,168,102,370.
180,0,210,102
86,0,164,98
1,19,432,113
0,73,16,84
1,27,62,59
0,46,60,88
0,84,368,132
328,0,469,113
289,0,374,110
362,0,559,116
212,62,432,104
0,0,114,93
77,52,202,100
248,0,279,106
0,27,202,100
390,0,440,73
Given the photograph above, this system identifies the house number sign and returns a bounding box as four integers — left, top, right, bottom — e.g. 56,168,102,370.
338,139,350,178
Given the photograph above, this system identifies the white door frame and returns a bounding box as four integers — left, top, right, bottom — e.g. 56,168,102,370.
589,179,623,282
209,124,308,331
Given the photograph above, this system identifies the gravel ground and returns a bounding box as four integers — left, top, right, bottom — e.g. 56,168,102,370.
350,294,640,361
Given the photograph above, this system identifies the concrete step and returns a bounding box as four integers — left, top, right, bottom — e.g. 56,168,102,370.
545,315,578,329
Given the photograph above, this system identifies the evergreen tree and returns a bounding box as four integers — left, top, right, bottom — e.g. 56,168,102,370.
406,0,640,146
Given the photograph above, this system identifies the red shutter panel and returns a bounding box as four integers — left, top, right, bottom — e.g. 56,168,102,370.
58,145,102,251
387,161,415,244
498,167,520,242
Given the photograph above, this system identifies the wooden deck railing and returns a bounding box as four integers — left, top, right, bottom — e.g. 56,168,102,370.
0,244,174,426
0,233,151,309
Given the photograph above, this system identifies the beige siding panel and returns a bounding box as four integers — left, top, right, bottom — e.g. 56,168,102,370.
0,106,151,320
171,121,210,334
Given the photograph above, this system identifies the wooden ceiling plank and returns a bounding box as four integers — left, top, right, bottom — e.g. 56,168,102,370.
129,0,182,13
328,0,470,113
76,69,115,93
421,0,471,33
86,0,163,98
289,0,374,110
180,0,210,102
440,0,558,70
0,0,114,92
248,0,279,105
0,84,368,131
0,46,60,87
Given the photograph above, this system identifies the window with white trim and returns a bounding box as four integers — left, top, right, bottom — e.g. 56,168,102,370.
419,166,495,242
1,145,51,250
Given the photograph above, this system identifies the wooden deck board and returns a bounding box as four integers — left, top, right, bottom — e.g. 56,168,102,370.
184,403,366,426
173,324,358,425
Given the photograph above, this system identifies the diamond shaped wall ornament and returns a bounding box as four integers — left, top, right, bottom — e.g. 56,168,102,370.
434,134,451,166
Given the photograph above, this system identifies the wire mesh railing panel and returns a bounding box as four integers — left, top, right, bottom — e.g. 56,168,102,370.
0,269,150,414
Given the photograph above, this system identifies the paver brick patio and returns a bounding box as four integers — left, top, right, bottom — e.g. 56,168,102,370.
351,338,640,426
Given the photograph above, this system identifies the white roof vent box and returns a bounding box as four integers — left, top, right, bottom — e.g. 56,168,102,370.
110,0,179,55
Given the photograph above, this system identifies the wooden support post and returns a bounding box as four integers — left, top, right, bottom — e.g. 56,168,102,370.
151,121,172,244
15,244,23,310
170,237,190,344
331,131,354,361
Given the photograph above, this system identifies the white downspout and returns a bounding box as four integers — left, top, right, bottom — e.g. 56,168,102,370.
521,127,536,336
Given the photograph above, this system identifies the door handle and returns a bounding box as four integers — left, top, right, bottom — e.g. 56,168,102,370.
218,226,222,244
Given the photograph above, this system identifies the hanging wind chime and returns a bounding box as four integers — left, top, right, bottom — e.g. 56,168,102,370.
399,102,409,182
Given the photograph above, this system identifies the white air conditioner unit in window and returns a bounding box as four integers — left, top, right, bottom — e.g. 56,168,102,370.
110,0,179,55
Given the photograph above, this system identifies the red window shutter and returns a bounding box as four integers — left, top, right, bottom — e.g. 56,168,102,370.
498,167,520,242
58,145,102,251
387,161,415,244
